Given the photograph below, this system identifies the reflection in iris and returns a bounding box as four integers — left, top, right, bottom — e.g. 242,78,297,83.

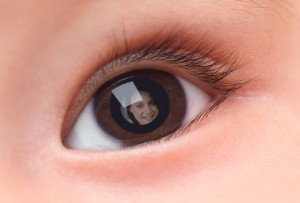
127,91,159,125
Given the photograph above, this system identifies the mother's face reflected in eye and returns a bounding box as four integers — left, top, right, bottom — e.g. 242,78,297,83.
127,91,159,125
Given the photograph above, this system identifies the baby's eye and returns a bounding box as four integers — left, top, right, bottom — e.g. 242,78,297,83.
61,35,246,151
63,67,213,150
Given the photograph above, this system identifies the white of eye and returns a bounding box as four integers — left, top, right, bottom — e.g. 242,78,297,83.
63,97,124,150
64,76,211,151
177,77,211,125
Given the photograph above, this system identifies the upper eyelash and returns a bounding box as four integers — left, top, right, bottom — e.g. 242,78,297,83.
103,29,248,93
64,30,251,148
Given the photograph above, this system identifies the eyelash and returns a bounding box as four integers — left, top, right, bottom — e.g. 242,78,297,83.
63,32,249,148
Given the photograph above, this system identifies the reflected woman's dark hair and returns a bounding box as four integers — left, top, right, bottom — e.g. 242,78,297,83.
127,107,139,125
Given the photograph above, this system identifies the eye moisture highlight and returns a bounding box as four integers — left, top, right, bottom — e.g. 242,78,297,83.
62,30,249,150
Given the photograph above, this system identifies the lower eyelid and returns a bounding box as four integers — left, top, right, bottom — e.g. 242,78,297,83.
58,81,247,183
58,109,234,185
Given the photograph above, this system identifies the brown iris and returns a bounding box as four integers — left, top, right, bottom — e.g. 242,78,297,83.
94,70,186,147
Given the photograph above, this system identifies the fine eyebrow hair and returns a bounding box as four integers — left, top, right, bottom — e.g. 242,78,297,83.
208,0,294,18
271,0,296,14
248,0,296,15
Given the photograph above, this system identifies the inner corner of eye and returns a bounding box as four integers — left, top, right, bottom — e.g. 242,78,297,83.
63,70,211,151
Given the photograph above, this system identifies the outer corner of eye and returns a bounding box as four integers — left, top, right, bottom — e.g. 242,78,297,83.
62,69,213,151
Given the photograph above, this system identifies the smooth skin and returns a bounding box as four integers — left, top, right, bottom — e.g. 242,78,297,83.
1,0,300,202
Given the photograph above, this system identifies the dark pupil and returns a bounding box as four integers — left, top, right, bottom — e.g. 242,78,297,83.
94,70,186,147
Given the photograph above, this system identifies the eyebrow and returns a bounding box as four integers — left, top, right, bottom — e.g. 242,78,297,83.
249,0,295,15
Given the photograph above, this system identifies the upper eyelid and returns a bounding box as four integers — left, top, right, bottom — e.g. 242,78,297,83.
72,32,249,114
98,36,248,92
62,29,251,137
68,24,249,94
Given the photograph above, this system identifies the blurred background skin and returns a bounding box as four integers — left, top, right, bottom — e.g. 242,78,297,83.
1,0,300,202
